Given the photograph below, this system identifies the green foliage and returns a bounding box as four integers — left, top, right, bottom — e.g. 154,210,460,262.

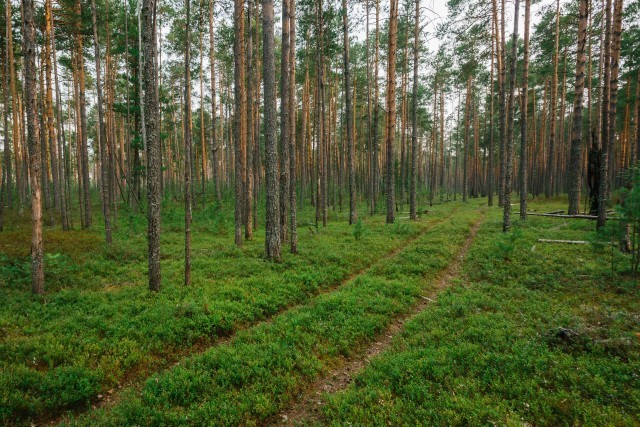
67,203,482,426
352,219,366,241
321,205,639,426
617,166,640,276
392,221,411,236
0,200,436,423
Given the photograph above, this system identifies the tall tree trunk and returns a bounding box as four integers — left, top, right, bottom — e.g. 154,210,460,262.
488,12,496,207
546,0,560,198
289,0,298,253
636,70,640,166
7,0,22,209
209,0,220,201
22,0,45,293
385,0,398,224
280,0,290,240
142,0,161,291
606,0,623,192
342,0,356,225
234,0,246,246
1,27,9,230
245,0,254,240
91,0,113,246
51,9,70,230
263,0,281,260
76,0,92,228
497,0,506,207
597,0,612,228
409,0,419,220
198,0,206,209
568,0,589,215
463,77,471,202
184,0,193,284
503,0,519,232
44,0,60,215
520,0,530,219
371,0,380,215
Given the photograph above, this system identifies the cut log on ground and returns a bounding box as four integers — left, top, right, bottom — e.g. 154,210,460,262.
538,239,589,244
527,213,619,220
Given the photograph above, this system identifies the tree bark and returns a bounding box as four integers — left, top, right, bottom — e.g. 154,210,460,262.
262,0,281,261
371,0,380,215
385,0,398,224
22,0,45,293
568,0,589,215
234,0,246,246
184,0,193,285
503,0,519,232
279,0,290,240
545,0,561,198
76,0,92,228
597,0,612,228
409,0,419,220
142,0,161,291
342,0,356,225
91,0,113,246
289,0,298,253
245,0,254,241
520,0,530,220
209,0,220,201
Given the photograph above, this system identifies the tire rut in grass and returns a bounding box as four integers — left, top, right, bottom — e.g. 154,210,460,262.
272,212,486,426
48,211,457,427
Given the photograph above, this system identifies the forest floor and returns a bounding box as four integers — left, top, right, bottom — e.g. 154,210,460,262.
0,196,638,426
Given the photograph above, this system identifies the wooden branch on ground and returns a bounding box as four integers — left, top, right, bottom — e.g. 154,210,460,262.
545,210,564,214
538,239,589,244
526,212,619,220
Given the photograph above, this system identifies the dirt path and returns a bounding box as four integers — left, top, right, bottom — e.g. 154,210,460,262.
272,213,485,426
46,211,457,426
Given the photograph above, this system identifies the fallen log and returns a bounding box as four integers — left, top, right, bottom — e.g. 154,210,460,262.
545,210,564,214
538,239,589,245
526,213,619,220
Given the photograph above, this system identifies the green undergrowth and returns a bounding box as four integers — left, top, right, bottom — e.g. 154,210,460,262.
65,203,484,426
0,201,443,423
319,203,640,426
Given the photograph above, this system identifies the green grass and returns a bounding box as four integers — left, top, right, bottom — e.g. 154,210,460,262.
64,202,484,426
319,200,640,426
0,198,444,423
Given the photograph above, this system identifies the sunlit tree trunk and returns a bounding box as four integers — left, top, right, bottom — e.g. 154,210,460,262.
22,0,44,293
91,0,113,246
76,0,92,228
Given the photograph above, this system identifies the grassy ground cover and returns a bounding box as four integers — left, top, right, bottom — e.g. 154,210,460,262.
319,199,640,426
65,202,484,426
0,200,444,423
